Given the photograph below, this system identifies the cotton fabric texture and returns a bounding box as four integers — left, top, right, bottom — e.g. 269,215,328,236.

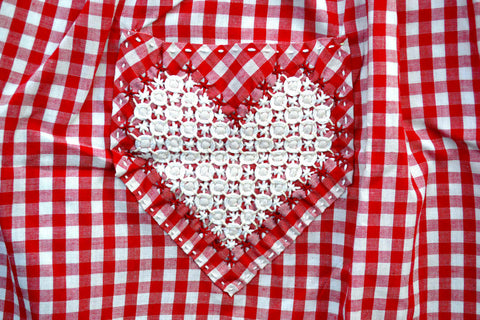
112,34,354,295
0,0,479,319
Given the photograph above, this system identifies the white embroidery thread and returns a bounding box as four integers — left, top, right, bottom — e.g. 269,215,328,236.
127,71,335,250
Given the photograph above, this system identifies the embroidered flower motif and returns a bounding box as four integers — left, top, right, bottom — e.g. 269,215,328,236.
224,223,242,240
210,179,228,195
153,150,170,163
284,107,303,124
315,136,333,152
284,76,302,96
150,119,169,136
135,135,155,152
299,90,316,108
181,92,198,107
240,152,258,165
210,209,226,225
285,163,302,181
284,136,302,153
270,92,288,111
269,150,288,166
180,178,199,196
313,106,332,124
255,195,273,211
255,138,274,152
181,151,200,164
127,71,336,249
255,164,272,181
239,180,256,196
179,122,197,138
226,164,243,181
151,89,168,106
300,152,317,166
299,120,317,139
270,122,289,139
211,151,228,165
195,193,213,210
165,136,183,152
225,138,243,153
195,106,214,123
195,163,215,181
224,194,242,211
240,123,258,140
164,74,185,92
211,122,230,139
270,178,288,196
133,103,152,120
255,108,273,126
165,162,185,180
197,138,215,153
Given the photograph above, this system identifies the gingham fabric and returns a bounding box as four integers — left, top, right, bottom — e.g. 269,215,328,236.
111,34,354,295
0,0,479,319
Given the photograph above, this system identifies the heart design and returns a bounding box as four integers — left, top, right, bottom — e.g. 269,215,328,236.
112,33,354,295
129,70,335,249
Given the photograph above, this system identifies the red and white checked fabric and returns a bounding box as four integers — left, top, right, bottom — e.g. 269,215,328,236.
111,33,354,295
0,0,479,319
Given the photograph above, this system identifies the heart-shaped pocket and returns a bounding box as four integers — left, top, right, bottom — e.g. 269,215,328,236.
130,71,337,247
112,33,354,295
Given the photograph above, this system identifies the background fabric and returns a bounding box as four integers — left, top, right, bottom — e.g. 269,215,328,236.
0,0,479,319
